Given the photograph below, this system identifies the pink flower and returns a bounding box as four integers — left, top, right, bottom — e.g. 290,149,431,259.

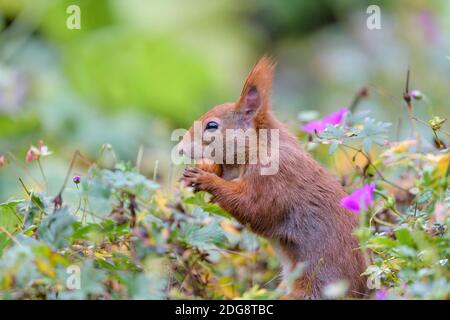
340,182,376,213
301,108,348,134
418,10,439,44
0,155,6,167
375,289,388,300
25,140,51,163
26,146,40,163
302,119,326,133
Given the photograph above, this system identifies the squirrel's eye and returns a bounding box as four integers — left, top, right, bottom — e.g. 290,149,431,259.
205,121,219,131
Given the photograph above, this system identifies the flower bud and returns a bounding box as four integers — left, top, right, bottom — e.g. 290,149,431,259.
410,90,423,100
429,116,446,131
98,144,117,169
26,146,40,163
73,175,81,184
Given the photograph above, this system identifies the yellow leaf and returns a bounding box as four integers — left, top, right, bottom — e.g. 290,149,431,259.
217,277,235,299
154,190,170,214
387,140,417,153
432,154,450,178
94,250,112,261
1,272,13,289
220,220,240,236
36,259,56,278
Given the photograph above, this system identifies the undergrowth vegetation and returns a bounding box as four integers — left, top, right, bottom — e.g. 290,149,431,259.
0,85,448,300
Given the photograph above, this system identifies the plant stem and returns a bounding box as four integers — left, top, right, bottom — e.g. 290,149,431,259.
369,209,395,228
136,144,144,173
340,143,409,194
18,178,46,217
0,226,22,247
153,159,159,181
74,184,82,216
359,208,372,268
349,87,368,112
403,68,421,151
57,150,90,196
37,159,48,192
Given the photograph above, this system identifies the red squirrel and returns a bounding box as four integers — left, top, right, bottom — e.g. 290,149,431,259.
179,56,368,299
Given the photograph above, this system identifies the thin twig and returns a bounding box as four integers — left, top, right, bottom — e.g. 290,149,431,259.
369,208,395,229
179,253,202,290
54,150,91,210
0,226,22,247
402,68,421,150
8,206,23,226
18,178,46,219
340,144,409,193
57,150,88,196
349,87,368,113
18,178,30,196
37,159,48,192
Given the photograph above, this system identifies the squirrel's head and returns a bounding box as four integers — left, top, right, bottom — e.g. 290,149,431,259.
178,55,276,164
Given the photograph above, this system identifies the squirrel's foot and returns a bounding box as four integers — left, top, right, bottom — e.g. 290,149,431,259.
183,167,217,192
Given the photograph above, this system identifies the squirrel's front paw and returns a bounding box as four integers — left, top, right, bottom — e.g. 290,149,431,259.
183,167,215,192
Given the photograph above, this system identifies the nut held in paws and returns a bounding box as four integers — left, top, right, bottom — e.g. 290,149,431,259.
195,159,222,177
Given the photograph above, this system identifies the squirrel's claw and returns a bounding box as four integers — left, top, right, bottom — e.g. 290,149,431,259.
182,167,211,191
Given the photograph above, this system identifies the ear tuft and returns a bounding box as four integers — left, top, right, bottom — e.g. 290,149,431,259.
243,85,260,114
237,55,276,117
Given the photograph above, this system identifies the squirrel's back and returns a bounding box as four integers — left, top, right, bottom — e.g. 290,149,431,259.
241,113,368,298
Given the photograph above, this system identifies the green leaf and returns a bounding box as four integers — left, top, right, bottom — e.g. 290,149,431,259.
368,236,397,250
119,271,167,300
417,191,433,204
395,228,416,248
0,200,24,255
0,199,25,209
57,260,105,300
0,201,22,232
184,193,231,218
70,222,103,241
100,169,159,197
180,221,227,250
38,207,75,250
361,117,391,140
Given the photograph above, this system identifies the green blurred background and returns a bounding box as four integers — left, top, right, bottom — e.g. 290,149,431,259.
0,0,449,201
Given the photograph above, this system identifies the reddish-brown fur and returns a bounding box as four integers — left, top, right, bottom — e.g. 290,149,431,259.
180,56,368,299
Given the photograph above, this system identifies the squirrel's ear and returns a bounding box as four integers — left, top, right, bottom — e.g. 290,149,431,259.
237,55,276,121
